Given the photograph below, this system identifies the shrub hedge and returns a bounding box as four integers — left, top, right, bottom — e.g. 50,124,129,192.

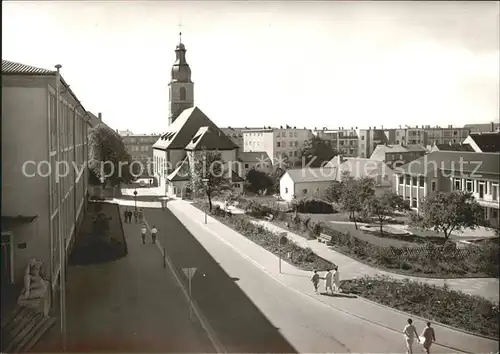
292,198,336,214
236,198,499,277
196,202,334,271
341,276,499,339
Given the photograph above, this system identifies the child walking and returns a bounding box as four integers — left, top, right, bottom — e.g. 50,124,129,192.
311,270,320,293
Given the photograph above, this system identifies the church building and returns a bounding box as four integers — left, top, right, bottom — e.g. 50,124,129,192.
152,34,244,197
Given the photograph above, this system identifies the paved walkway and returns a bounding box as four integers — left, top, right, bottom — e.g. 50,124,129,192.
253,220,499,302
33,203,214,353
206,200,498,302
167,199,498,353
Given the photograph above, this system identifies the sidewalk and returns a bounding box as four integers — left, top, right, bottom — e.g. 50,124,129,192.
253,220,500,302
167,199,499,354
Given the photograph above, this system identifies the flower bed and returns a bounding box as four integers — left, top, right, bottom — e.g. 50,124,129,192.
193,201,335,271
341,276,499,339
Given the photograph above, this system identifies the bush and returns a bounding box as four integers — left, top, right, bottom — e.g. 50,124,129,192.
341,276,499,339
293,198,335,214
193,201,334,271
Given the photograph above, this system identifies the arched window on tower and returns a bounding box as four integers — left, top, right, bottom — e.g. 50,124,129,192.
180,87,186,101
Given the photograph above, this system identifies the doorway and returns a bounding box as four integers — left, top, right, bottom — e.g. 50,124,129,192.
1,231,14,284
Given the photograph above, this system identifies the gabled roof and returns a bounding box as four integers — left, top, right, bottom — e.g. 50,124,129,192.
283,168,336,183
370,144,426,161
231,170,245,182
433,143,474,152
152,106,238,150
324,156,394,180
185,126,237,151
467,132,500,153
395,151,500,176
238,151,271,163
167,157,190,181
2,60,54,75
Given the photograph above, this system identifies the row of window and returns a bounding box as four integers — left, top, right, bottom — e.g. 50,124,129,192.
49,94,86,151
276,141,299,148
398,175,426,187
129,145,150,152
453,178,498,200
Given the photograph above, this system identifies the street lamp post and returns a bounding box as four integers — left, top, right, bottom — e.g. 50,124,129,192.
134,189,138,212
164,169,168,209
202,178,209,224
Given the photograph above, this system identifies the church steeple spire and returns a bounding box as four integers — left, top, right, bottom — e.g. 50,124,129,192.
168,31,194,126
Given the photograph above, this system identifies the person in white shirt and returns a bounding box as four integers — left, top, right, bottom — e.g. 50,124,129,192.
333,266,340,293
141,224,147,244
151,225,158,244
403,318,420,354
324,269,333,294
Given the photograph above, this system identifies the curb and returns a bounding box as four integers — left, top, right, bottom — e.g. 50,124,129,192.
180,202,497,352
354,294,499,342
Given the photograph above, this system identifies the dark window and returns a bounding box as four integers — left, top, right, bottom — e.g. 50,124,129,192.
406,176,411,184
412,198,417,208
244,164,249,168
419,176,424,187
399,175,404,184
180,87,186,101
431,181,436,191
412,177,417,186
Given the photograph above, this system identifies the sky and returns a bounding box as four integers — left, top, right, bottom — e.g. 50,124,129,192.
2,1,499,134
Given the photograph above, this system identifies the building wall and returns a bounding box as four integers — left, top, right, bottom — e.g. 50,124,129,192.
169,82,194,125
123,134,160,175
280,173,295,201
1,75,89,287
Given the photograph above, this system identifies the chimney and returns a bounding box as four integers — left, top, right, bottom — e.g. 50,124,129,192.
98,112,102,121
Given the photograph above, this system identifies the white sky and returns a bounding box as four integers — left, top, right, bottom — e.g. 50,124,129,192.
2,1,499,133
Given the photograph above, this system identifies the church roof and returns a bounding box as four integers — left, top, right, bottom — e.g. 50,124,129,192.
185,126,237,151
167,157,190,181
153,106,238,151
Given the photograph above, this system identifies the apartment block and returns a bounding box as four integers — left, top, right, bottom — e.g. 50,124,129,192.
370,144,427,170
312,127,359,157
393,151,499,228
121,132,161,176
243,126,313,165
2,60,91,298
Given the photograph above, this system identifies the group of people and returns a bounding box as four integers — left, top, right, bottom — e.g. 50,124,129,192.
311,267,340,294
123,208,143,223
140,223,158,244
403,318,436,354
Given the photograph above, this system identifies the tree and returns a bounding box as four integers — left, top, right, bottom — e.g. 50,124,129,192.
383,192,410,212
187,151,231,212
297,136,337,168
245,169,274,194
366,192,394,235
417,191,484,239
88,123,138,186
324,180,343,203
340,178,363,229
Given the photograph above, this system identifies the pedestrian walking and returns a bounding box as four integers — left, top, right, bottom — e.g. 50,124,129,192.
123,209,128,223
133,209,138,223
311,270,320,293
138,209,144,222
421,322,436,354
151,225,158,244
333,266,341,293
402,318,420,354
141,224,147,244
325,269,333,294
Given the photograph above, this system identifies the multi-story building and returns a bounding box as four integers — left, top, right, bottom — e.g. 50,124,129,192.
312,127,359,157
393,151,500,228
370,144,427,170
2,60,90,300
243,126,313,166
121,133,161,176
424,125,470,146
463,122,499,133
357,127,395,158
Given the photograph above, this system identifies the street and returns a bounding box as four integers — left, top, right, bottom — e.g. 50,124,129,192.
142,205,462,353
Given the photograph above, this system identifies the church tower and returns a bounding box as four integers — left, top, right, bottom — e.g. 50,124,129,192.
168,32,194,125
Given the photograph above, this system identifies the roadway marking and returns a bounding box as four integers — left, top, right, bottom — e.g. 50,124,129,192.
172,205,470,354
142,218,227,354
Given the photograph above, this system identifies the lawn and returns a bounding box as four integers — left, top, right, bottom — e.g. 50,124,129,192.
69,202,127,265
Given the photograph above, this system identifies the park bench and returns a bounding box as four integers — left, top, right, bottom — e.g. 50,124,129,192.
317,233,331,244
264,214,274,221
